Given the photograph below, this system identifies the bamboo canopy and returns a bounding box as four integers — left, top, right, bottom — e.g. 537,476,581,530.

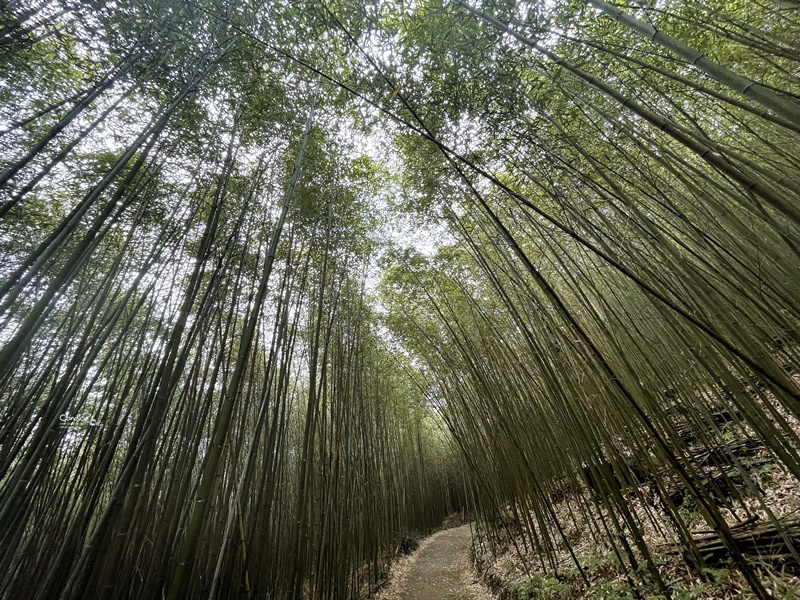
0,0,798,598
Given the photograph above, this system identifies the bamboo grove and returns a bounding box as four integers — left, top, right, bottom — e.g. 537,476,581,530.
0,0,799,598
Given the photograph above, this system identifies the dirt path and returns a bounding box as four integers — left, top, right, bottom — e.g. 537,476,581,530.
377,524,493,600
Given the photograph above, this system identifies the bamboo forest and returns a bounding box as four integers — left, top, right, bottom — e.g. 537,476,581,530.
2,0,800,598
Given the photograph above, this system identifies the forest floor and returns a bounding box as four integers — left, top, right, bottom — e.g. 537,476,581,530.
375,524,494,600
471,444,800,599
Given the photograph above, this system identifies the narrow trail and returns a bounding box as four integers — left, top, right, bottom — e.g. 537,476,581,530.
386,524,492,600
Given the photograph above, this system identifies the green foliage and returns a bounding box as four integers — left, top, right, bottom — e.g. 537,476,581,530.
515,576,574,600
1,0,800,599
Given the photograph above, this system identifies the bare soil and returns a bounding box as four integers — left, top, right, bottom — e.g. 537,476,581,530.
376,525,494,600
